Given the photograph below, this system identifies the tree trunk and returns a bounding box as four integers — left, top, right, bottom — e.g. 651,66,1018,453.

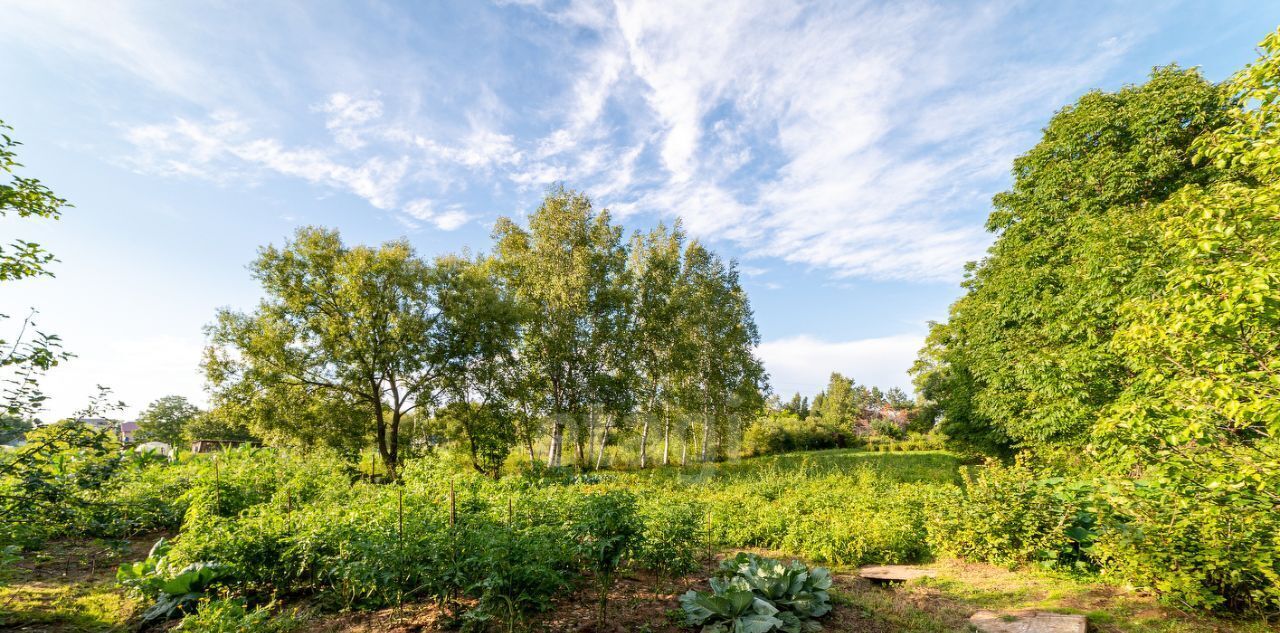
388,408,402,479
638,404,652,469
547,416,563,467
662,411,671,466
700,409,711,463
680,421,688,467
586,411,597,467
595,414,611,470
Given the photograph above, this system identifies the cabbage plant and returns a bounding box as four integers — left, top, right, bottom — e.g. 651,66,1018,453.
683,552,832,632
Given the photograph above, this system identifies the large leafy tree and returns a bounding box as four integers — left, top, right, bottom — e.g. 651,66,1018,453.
134,395,201,447
492,186,629,467
677,242,766,462
628,222,686,468
433,253,523,477
1095,25,1280,536
918,66,1229,451
204,227,452,477
1,120,71,418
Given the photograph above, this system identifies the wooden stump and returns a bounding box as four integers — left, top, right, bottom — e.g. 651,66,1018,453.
857,565,936,585
969,609,1087,633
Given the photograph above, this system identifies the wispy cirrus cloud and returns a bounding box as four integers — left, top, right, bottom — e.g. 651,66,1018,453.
33,0,1143,274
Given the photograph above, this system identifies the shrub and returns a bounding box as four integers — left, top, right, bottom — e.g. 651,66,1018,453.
926,459,1096,570
636,498,703,578
175,599,301,632
742,414,855,457
1092,479,1280,612
572,490,642,626
464,523,574,630
870,418,906,440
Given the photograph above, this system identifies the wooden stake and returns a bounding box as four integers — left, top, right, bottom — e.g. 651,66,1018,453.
213,455,222,516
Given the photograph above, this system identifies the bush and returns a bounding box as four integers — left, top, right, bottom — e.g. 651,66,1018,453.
175,599,301,632
1092,479,1280,612
636,498,703,578
926,459,1096,570
870,418,906,440
742,414,855,457
572,490,642,625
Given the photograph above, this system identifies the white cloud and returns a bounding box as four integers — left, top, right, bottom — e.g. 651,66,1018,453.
757,332,925,397
318,93,385,149
585,0,1133,282
103,0,1137,281
125,111,411,210
402,199,473,231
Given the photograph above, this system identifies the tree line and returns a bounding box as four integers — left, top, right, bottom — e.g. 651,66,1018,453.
203,186,766,478
910,31,1280,611
774,372,913,425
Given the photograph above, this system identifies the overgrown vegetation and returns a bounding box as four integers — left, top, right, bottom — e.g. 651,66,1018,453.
914,30,1280,614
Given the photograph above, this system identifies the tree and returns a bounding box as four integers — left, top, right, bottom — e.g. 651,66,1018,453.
434,253,523,477
676,243,766,461
1,120,71,418
492,186,629,467
911,323,1011,456
919,66,1229,451
134,396,201,447
0,415,33,445
184,409,257,445
1097,29,1280,514
814,373,856,426
884,387,912,409
628,222,686,468
441,401,516,479
205,227,455,478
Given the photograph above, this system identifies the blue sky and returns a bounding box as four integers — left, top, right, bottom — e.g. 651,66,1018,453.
1,0,1276,419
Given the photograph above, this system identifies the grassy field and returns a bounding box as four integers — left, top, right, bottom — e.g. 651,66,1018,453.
2,449,1274,632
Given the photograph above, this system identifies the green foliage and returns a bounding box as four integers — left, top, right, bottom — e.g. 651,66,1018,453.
175,599,301,633
572,489,642,625
0,119,69,282
441,401,516,479
1091,479,1280,612
916,66,1229,450
869,418,905,440
117,539,228,624
635,498,703,578
1087,31,1280,612
204,227,468,476
463,523,575,630
682,552,831,633
1,120,71,420
681,576,784,633
0,422,124,545
927,460,1096,570
742,413,856,457
136,395,202,448
0,414,32,445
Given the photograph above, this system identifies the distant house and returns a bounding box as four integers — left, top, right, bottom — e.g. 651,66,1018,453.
76,418,139,443
190,439,258,453
850,406,911,435
134,441,173,457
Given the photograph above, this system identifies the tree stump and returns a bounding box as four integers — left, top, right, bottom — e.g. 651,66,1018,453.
969,609,1087,633
857,565,936,585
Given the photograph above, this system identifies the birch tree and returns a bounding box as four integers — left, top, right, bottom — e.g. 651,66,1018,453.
492,187,628,466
